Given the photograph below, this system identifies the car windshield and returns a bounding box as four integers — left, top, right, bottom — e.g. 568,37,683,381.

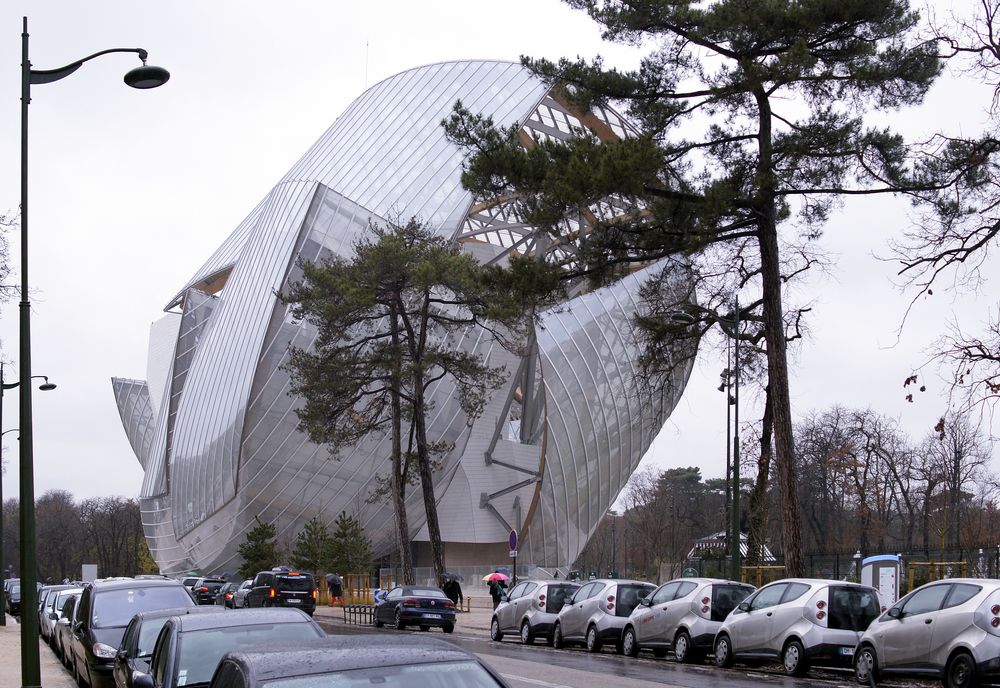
54,590,81,613
178,623,321,686
407,588,447,598
262,660,503,688
276,576,314,592
92,587,194,628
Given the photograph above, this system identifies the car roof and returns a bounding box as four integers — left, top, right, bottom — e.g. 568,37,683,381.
661,577,751,587
172,608,313,632
590,579,654,586
131,606,220,624
224,635,485,681
89,578,189,592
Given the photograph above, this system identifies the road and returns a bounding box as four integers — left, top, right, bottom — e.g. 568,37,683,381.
318,620,874,688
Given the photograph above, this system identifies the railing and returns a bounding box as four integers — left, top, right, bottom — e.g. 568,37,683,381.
342,603,375,625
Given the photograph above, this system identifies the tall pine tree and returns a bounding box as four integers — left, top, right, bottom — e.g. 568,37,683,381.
238,516,278,579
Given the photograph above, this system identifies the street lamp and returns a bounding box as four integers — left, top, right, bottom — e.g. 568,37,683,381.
18,17,168,688
0,363,54,629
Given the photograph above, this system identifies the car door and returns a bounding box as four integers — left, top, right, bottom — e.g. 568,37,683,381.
71,587,91,675
499,583,528,631
514,582,539,626
768,582,812,649
928,583,982,668
638,582,679,643
578,582,611,633
880,583,951,669
731,582,787,653
379,587,402,624
560,583,597,639
114,617,139,688
662,581,699,643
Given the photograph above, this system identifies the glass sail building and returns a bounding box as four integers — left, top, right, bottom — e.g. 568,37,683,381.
113,60,694,575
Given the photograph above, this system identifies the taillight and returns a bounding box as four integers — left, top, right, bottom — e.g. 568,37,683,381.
992,618,999,628
817,600,826,609
443,599,455,608
606,594,615,611
701,597,710,605
198,587,208,592
816,610,826,620
538,594,546,609
312,590,318,600
268,587,276,598
404,597,419,606
992,604,1000,615
225,593,233,599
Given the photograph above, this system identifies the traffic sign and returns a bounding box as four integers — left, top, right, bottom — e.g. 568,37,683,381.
508,529,518,550
683,567,699,577
509,549,518,558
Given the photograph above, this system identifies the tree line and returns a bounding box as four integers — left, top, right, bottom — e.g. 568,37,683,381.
575,407,999,580
1,491,155,582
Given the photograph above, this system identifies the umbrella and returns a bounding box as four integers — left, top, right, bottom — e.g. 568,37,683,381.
326,573,343,585
442,571,464,582
482,572,509,583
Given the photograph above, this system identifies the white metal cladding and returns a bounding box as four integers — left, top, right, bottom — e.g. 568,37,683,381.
113,60,693,575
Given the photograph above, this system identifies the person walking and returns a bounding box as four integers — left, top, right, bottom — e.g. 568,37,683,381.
326,573,344,607
442,578,463,609
489,579,504,609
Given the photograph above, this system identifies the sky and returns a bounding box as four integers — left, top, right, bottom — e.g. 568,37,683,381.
0,0,994,504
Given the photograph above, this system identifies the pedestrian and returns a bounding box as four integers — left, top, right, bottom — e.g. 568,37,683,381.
442,578,464,609
489,578,505,609
326,573,344,607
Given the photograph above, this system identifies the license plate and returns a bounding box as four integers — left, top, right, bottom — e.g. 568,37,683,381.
423,613,442,619
841,647,855,656
287,598,301,604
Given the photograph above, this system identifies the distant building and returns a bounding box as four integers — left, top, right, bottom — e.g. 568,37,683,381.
113,60,694,576
687,531,776,562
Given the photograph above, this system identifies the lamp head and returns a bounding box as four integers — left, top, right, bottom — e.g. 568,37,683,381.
124,57,170,89
38,381,56,391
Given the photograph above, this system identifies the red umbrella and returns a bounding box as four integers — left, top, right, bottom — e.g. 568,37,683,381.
483,572,509,583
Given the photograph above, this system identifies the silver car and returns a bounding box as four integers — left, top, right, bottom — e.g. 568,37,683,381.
623,578,754,661
490,580,580,645
42,587,83,645
231,579,253,608
855,578,1000,688
715,578,881,676
553,579,655,652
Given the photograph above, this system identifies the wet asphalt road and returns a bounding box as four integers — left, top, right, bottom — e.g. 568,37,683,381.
317,619,909,688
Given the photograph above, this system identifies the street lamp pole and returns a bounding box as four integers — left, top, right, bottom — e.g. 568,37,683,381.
18,18,167,687
729,298,741,581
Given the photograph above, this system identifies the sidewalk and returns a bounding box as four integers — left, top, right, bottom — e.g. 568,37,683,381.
0,616,75,688
313,595,496,634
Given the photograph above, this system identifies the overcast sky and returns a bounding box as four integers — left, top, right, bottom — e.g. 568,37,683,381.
0,0,994,505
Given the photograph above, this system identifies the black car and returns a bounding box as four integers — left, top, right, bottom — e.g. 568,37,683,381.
113,606,221,688
208,635,510,688
244,568,317,616
191,578,227,605
70,578,197,688
373,585,456,633
213,583,239,607
133,608,324,688
8,581,21,616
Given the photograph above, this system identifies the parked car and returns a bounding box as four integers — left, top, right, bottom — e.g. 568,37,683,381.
191,578,227,605
180,577,200,592
854,578,1000,688
244,568,317,616
69,577,197,688
231,580,253,609
214,583,239,607
714,578,882,676
622,577,754,661
132,608,324,688
112,606,223,688
54,594,81,666
7,581,21,616
490,579,580,645
42,587,83,646
39,584,77,643
552,578,655,652
207,635,511,688
373,585,456,633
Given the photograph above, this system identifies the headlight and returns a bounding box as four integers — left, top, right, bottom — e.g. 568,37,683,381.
93,642,117,659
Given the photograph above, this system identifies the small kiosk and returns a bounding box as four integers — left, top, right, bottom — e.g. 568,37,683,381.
860,554,901,606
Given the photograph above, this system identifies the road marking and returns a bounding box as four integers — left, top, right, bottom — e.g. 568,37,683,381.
501,674,574,688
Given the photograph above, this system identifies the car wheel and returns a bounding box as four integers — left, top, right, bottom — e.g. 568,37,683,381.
715,634,734,668
520,619,536,645
490,616,504,641
782,639,809,677
855,645,879,686
586,625,602,653
442,623,454,634
674,630,693,663
552,623,565,649
394,608,406,631
944,652,976,688
622,626,639,658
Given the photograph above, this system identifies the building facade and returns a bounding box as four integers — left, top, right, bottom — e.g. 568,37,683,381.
113,60,694,575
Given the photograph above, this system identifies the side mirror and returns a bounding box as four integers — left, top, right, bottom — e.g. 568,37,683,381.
888,607,901,619
737,602,751,613
72,620,82,633
48,612,58,620
640,597,652,607
133,672,155,688
500,594,508,603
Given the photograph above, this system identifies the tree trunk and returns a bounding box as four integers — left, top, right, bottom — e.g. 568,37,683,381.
754,87,804,577
389,303,414,585
747,384,773,567
412,372,447,586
